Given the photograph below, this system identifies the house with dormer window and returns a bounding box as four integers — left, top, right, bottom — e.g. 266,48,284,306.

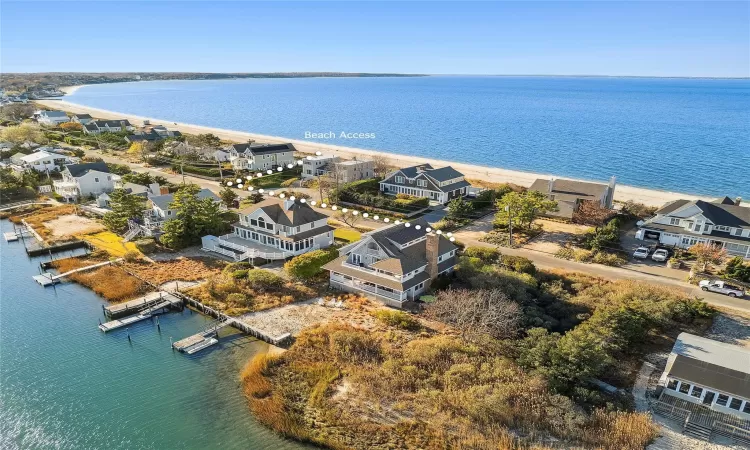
202,198,333,261
637,196,750,259
323,219,458,308
53,162,115,201
379,164,471,204
228,143,296,171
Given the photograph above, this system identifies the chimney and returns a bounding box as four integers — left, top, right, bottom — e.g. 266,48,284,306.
148,183,160,196
159,186,169,195
736,197,742,206
416,164,427,173
548,177,555,194
425,232,440,281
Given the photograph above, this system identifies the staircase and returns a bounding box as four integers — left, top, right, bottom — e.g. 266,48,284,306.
123,221,142,242
684,420,712,441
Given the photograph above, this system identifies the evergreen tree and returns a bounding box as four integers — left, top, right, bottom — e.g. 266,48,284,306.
102,189,146,233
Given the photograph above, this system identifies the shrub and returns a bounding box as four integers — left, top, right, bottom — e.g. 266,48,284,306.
573,249,594,262
621,200,657,220
426,288,521,340
232,269,249,279
592,251,626,267
223,261,252,273
122,250,141,263
134,238,156,254
279,177,299,187
721,256,750,282
579,218,621,251
463,246,500,263
329,329,383,363
555,247,575,260
226,292,250,306
499,254,536,275
284,248,339,281
246,269,284,292
372,309,421,331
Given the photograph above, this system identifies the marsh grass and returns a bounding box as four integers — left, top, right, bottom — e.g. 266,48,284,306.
11,205,78,242
52,257,149,302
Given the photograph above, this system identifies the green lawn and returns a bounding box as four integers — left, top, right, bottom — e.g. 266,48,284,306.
333,227,362,243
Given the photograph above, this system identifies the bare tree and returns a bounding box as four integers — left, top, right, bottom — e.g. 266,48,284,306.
425,288,521,340
336,209,362,228
371,154,391,178
0,104,35,122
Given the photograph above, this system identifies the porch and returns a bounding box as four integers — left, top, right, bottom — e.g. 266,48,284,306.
330,272,406,306
655,392,750,445
210,234,294,261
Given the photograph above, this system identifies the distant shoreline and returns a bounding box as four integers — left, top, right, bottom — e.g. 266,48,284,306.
35,94,711,207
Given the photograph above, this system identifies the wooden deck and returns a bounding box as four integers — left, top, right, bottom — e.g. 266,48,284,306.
656,392,750,444
104,292,183,319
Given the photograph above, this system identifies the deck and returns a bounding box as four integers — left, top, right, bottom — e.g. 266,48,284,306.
103,292,183,319
656,392,750,444
98,299,176,332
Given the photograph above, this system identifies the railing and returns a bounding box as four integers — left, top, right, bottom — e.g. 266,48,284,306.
652,401,691,422
217,234,251,252
203,244,240,260
331,274,403,301
342,261,402,280
713,421,750,444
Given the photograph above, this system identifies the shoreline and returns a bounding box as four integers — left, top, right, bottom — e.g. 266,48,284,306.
38,91,710,207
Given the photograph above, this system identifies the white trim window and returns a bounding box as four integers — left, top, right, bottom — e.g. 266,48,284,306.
417,179,427,187
395,176,405,184
733,228,743,236
670,218,680,225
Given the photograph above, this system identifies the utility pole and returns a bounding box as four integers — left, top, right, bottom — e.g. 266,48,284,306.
317,174,323,202
505,205,514,247
180,161,185,184
217,158,223,181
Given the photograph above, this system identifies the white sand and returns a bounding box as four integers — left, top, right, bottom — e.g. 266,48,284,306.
38,89,711,207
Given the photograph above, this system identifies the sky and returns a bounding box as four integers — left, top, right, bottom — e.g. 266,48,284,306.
1,1,748,77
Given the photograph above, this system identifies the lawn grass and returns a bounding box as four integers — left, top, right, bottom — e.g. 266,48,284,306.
333,227,361,243
83,231,140,257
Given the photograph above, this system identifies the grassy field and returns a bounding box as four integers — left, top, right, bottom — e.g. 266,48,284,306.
83,231,140,257
333,227,362,243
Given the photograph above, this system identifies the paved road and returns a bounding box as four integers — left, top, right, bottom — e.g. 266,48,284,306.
93,150,749,313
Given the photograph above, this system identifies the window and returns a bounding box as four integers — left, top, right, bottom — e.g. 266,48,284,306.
678,383,691,394
417,179,427,187
250,219,258,227
666,379,678,390
167,211,172,216
107,176,111,181
715,225,730,232
729,398,742,410
743,402,750,414
94,177,99,182
716,394,729,406
266,223,273,231
734,228,743,236
395,176,405,184
703,224,710,232
690,386,703,398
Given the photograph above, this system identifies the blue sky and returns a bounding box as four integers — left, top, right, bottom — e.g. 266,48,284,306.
1,1,748,77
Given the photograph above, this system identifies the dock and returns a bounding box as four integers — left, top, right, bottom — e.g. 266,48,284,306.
33,259,120,286
103,291,182,319
98,298,177,332
172,319,231,354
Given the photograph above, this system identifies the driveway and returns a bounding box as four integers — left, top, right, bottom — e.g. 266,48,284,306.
421,206,447,225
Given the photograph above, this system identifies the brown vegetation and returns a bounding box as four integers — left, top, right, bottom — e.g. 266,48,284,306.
52,257,149,302
10,205,79,242
122,257,225,285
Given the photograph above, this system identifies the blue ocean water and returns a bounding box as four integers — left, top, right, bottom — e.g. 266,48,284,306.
0,220,305,450
67,76,750,198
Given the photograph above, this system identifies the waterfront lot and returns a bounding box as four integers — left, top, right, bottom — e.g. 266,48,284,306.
44,214,105,237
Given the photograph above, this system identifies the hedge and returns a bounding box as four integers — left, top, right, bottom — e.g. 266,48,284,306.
284,247,339,280
172,164,222,178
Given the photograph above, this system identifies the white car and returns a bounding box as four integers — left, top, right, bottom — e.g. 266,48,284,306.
633,247,650,259
698,280,745,298
651,249,669,262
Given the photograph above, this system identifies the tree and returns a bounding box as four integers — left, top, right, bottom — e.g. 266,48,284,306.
0,104,35,122
101,189,147,233
59,122,83,132
187,133,221,148
425,288,522,340
722,256,750,283
219,185,238,208
159,184,227,249
572,200,613,226
495,190,557,230
446,197,472,221
689,243,727,273
159,218,188,249
0,123,44,144
284,248,339,281
371,154,390,178
127,142,144,157
336,209,361,227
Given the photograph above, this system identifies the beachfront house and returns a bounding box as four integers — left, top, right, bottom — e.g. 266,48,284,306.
202,198,333,262
529,177,616,220
19,150,73,173
125,124,182,143
82,120,134,135
379,164,471,205
636,196,750,260
212,149,230,162
143,188,223,229
71,114,93,125
53,162,115,201
655,333,750,443
96,181,165,208
323,220,457,308
228,143,296,171
303,155,375,183
37,110,69,126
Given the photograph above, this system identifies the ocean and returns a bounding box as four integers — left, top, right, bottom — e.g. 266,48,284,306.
66,76,750,199
0,220,305,450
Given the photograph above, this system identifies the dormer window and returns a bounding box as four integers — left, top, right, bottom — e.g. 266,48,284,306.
669,218,680,226
396,176,405,184
733,228,743,236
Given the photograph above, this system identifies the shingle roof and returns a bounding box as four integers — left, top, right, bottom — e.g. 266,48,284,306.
425,166,464,182
84,123,99,131
41,110,67,118
656,199,750,228
666,333,750,399
149,188,220,210
529,178,609,202
232,143,296,156
65,162,110,177
239,198,327,227
323,255,433,291
398,164,434,178
73,114,92,119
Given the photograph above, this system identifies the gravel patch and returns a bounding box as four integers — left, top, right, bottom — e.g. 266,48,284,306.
704,312,750,348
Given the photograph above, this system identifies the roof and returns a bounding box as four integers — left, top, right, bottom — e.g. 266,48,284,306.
529,178,609,203
232,143,296,156
640,222,750,245
323,255,433,291
655,199,750,228
65,162,110,177
398,164,434,178
149,188,220,210
121,182,149,196
239,198,327,227
72,114,92,119
666,333,750,399
425,166,464,182
84,123,99,131
41,110,67,118
20,151,58,163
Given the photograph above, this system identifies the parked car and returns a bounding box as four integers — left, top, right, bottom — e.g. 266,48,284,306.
651,249,669,262
633,247,650,259
698,280,746,298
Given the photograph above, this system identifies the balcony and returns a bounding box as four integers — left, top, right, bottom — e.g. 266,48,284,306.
213,234,295,261
53,180,78,195
331,273,403,301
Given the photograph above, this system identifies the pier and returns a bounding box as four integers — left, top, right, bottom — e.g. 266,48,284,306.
98,297,179,332
33,259,121,286
103,291,183,319
171,320,231,354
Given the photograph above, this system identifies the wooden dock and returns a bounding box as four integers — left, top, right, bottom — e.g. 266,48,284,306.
104,292,183,319
33,259,121,286
172,320,231,354
98,299,176,332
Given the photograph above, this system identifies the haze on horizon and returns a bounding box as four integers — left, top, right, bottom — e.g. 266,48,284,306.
1,1,748,78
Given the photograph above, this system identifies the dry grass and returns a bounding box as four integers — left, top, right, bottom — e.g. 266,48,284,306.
11,205,79,242
52,257,149,302
44,215,105,238
122,257,225,285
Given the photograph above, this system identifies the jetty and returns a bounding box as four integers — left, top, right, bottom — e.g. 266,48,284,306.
33,259,121,286
98,295,179,332
172,319,231,354
103,291,183,319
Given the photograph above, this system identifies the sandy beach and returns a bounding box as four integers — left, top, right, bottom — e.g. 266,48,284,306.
38,87,710,207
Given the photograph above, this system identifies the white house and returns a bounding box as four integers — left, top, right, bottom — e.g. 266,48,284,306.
203,198,333,262
143,188,223,229
379,164,471,205
37,110,69,126
83,120,134,135
655,333,750,443
228,143,296,171
19,151,72,172
53,162,115,201
96,181,164,208
302,155,338,179
637,197,750,260
323,220,458,308
71,114,93,125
